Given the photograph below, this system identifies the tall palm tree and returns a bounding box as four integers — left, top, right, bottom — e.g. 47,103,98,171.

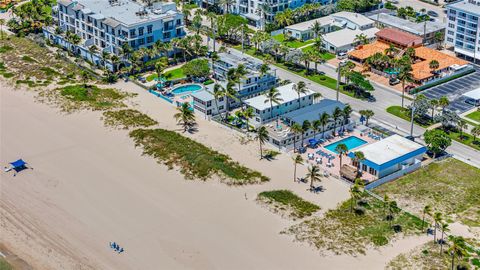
312,120,321,140
235,64,248,93
433,212,443,243
332,107,342,136
438,96,450,112
439,222,449,253
300,120,311,147
260,63,270,77
354,33,369,45
256,126,269,159
448,236,467,270
471,126,480,142
349,178,363,212
291,123,302,152
421,204,432,233
293,81,308,109
224,81,239,114
154,57,168,81
458,120,467,138
209,83,225,119
359,109,374,126
309,20,322,39
341,104,352,132
174,102,196,132
243,107,254,132
306,165,322,190
429,59,439,75
88,45,98,66
398,65,414,108
384,44,396,58
430,99,439,120
352,151,365,178
264,88,283,119
335,143,348,168
292,154,303,182
319,112,330,139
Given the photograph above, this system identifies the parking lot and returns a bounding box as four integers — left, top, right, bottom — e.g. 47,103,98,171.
421,68,479,113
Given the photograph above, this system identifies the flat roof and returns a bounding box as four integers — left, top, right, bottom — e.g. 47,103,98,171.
217,52,267,74
448,0,480,15
463,87,480,100
351,134,426,166
323,27,378,48
285,15,333,32
70,0,178,26
243,83,314,111
370,13,445,36
332,11,374,27
375,28,423,47
283,99,345,124
191,90,214,102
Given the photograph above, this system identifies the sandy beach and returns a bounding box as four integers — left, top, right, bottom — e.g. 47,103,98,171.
0,82,429,269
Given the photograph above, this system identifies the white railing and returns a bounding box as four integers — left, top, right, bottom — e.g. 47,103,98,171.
365,159,422,190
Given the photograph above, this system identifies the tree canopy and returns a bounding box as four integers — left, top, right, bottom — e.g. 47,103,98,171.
182,59,210,78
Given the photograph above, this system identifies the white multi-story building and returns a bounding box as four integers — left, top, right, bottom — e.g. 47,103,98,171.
44,0,185,70
445,0,480,61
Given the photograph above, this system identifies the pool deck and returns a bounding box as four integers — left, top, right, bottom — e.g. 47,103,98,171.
300,130,379,182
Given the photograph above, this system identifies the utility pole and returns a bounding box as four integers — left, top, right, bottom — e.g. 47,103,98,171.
410,103,416,138
336,61,344,101
241,25,244,54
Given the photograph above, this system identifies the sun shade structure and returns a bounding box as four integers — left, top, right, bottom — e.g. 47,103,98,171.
10,159,26,169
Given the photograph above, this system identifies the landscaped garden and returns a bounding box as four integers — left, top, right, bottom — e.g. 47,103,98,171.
374,158,480,228
386,106,434,128
146,66,186,82
301,45,335,60
284,192,423,255
272,34,314,49
466,110,480,123
129,128,269,185
257,190,320,219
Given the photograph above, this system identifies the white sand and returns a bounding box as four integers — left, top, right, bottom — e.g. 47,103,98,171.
0,82,428,269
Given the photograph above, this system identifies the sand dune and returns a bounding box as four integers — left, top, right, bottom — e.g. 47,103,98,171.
0,83,427,269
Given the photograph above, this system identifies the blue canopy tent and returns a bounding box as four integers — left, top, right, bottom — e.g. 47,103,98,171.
308,138,319,148
4,159,28,175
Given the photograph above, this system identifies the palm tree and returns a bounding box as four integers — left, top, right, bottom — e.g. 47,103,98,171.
256,126,269,159
439,96,450,112
421,204,432,232
341,104,352,132
349,178,363,212
293,81,308,109
88,45,98,66
300,120,311,147
312,120,321,140
243,107,254,132
398,65,414,108
335,143,348,168
174,102,196,132
448,236,467,270
429,59,439,75
433,212,443,243
235,64,248,94
354,33,369,45
110,54,120,72
439,222,449,253
471,126,480,142
457,120,468,139
306,165,322,190
310,20,322,39
154,57,168,81
292,154,304,182
209,83,225,119
224,81,239,114
319,112,330,139
260,63,270,77
429,99,439,120
264,88,283,119
352,151,365,178
291,123,302,152
332,107,342,136
359,109,374,126
384,44,396,58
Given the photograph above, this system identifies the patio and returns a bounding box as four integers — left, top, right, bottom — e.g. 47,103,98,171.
298,127,386,183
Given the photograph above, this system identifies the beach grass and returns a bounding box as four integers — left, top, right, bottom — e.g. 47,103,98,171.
129,128,269,185
0,35,80,85
38,84,130,112
257,190,320,219
103,109,158,129
284,193,423,255
387,239,480,270
0,258,13,270
374,158,480,228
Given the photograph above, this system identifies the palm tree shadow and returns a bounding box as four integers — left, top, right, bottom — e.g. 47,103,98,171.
310,185,325,193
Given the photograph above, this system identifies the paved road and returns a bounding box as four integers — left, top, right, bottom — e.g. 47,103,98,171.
225,48,480,167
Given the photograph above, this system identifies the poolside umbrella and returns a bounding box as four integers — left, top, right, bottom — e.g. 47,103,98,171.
308,138,318,148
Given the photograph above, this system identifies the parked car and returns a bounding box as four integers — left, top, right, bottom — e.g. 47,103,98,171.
427,10,439,17
389,77,400,86
337,52,347,60
317,71,326,75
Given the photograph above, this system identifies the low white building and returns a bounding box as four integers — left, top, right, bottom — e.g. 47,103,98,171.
191,90,227,117
462,88,480,106
348,135,426,179
322,27,379,53
244,83,315,127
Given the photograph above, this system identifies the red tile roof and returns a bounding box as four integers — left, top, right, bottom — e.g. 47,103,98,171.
375,28,423,47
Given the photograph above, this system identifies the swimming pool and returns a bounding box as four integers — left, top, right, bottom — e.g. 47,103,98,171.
324,136,368,154
171,84,202,95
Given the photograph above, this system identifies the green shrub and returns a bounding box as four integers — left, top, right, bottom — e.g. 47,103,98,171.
258,190,320,218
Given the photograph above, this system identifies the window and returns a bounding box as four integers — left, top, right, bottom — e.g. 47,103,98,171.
219,105,224,110
362,164,367,171
207,101,212,107
164,32,171,39
176,29,182,36
146,36,153,43
138,38,145,45
130,40,135,47
176,19,181,25
139,27,144,36
129,29,136,37
368,167,377,176
147,25,153,34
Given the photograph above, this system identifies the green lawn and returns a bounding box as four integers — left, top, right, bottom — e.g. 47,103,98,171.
146,67,186,82
445,128,480,151
103,109,158,129
301,45,336,60
285,192,423,255
386,106,434,128
466,111,480,122
374,158,480,228
257,190,320,219
273,34,314,49
129,129,269,185
0,258,12,270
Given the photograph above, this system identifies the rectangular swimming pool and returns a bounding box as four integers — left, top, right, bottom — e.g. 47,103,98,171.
324,136,368,154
